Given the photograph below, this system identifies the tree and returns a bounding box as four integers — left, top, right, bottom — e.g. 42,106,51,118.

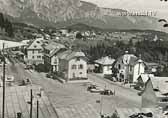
76,32,83,39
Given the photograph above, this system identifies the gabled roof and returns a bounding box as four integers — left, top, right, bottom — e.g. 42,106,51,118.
44,42,65,51
44,42,66,57
58,50,86,61
138,74,154,83
132,59,146,66
118,53,138,65
95,56,115,65
27,38,43,50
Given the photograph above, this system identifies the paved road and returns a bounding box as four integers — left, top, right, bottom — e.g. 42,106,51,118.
88,74,141,104
3,58,142,115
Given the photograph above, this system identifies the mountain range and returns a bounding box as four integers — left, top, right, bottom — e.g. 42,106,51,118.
0,0,166,32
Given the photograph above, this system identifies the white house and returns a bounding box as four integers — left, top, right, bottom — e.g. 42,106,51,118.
133,59,146,82
26,38,44,65
44,42,66,72
94,56,115,75
115,52,138,82
58,50,87,81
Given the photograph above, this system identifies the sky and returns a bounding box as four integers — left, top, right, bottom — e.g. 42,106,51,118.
82,0,168,19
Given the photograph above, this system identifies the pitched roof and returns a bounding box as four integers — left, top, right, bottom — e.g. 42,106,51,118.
44,42,65,51
95,56,115,65
58,50,86,61
27,38,43,50
114,108,162,118
55,104,99,118
118,54,138,65
138,74,154,83
44,42,66,57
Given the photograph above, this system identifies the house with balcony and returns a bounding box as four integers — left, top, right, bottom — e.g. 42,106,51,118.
57,50,87,82
26,38,44,65
43,42,66,72
141,76,168,109
114,52,138,82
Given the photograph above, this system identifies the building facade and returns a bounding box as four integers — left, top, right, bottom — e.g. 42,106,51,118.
94,56,115,75
44,42,66,72
26,38,44,65
114,53,137,82
58,50,87,81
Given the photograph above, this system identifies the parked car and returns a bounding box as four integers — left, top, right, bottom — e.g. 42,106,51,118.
87,84,103,93
90,87,104,93
100,89,115,95
87,84,97,91
46,73,52,78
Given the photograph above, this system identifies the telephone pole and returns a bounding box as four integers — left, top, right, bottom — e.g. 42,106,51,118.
2,43,6,118
37,100,39,118
30,89,33,118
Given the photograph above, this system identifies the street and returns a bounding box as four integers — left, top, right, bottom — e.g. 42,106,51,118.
1,59,141,116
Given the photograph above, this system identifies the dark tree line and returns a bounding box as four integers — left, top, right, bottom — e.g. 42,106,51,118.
85,38,168,65
0,13,14,37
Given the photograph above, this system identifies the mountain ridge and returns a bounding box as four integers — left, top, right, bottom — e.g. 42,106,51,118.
0,0,165,32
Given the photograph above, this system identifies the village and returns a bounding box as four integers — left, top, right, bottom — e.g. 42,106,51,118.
0,27,168,118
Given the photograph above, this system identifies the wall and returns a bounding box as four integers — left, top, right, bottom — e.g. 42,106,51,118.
103,65,112,75
27,49,43,61
133,63,145,82
68,58,87,80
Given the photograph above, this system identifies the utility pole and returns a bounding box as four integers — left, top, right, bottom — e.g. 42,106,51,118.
37,100,39,118
30,89,33,118
2,43,5,118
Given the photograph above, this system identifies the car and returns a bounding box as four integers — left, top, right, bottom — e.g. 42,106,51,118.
87,84,97,91
100,89,115,95
90,88,104,93
87,84,104,93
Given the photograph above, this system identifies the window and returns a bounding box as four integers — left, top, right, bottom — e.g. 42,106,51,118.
79,64,83,69
80,72,82,74
32,50,34,54
72,65,77,69
34,45,37,48
37,56,41,59
38,50,41,53
32,56,34,59
118,64,121,69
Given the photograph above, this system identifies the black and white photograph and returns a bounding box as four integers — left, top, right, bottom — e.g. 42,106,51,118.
0,0,168,118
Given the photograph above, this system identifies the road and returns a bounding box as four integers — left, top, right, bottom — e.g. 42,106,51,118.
2,55,142,115
88,74,141,104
